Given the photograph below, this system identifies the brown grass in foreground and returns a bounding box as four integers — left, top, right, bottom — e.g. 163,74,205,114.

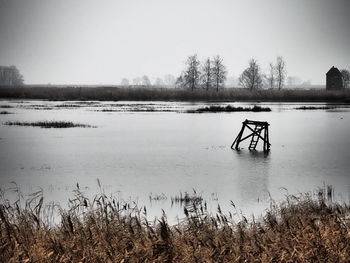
0,188,349,263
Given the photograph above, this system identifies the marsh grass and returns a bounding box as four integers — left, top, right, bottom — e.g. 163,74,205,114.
189,105,271,113
0,111,13,114
4,121,96,128
295,106,337,110
1,86,350,102
0,185,349,262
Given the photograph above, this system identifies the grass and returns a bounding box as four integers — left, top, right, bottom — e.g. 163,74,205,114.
0,111,13,114
1,85,350,102
4,121,95,128
0,186,349,262
295,106,337,110
189,105,271,113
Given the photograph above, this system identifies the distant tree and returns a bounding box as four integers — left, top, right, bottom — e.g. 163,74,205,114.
341,69,350,88
275,56,287,90
132,77,141,85
212,55,227,91
154,77,164,86
239,59,263,90
183,54,201,91
175,75,184,88
141,75,151,86
200,57,213,90
226,75,238,87
121,78,129,86
163,74,176,86
0,66,24,85
266,63,275,89
287,76,302,86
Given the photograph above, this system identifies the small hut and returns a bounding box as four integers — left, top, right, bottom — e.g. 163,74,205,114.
326,66,344,90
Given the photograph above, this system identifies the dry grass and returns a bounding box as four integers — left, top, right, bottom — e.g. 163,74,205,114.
0,186,349,262
189,105,271,113
1,86,350,102
4,121,95,128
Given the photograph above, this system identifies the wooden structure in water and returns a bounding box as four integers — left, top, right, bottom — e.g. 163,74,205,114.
231,119,270,152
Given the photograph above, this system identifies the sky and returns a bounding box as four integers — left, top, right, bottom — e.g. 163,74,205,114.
0,0,349,85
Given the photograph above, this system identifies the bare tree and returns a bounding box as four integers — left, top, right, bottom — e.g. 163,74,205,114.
341,69,350,88
212,55,227,91
154,77,164,86
266,63,275,89
201,57,213,90
275,56,286,90
163,74,175,86
183,54,201,91
0,66,24,85
132,77,141,85
121,78,129,86
141,75,151,86
239,59,263,90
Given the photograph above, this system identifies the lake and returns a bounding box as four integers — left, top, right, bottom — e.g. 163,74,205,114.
0,100,349,222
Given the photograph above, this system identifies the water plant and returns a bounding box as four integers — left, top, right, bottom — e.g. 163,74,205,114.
4,121,96,128
189,105,271,113
0,186,349,262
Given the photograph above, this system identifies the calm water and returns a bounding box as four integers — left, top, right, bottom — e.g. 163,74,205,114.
0,100,350,221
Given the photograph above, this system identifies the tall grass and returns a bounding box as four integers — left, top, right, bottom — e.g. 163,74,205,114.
0,187,349,262
1,85,350,102
4,121,95,128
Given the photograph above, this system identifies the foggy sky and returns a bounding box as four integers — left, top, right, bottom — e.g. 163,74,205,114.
0,0,349,85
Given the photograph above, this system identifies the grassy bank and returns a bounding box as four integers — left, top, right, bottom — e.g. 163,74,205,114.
1,85,350,102
0,189,349,262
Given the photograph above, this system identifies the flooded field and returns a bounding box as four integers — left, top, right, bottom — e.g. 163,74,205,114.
0,100,350,222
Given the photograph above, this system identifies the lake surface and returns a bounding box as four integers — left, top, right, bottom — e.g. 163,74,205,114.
0,100,350,222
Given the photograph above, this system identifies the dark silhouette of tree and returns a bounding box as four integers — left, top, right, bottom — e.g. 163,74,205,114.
212,55,227,91
239,59,263,90
341,69,350,88
275,56,286,90
201,58,213,90
183,54,201,91
0,66,24,85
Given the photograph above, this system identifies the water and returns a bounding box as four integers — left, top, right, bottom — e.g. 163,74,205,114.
0,100,349,222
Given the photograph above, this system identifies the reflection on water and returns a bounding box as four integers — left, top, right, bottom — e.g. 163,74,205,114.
234,150,270,203
0,100,350,221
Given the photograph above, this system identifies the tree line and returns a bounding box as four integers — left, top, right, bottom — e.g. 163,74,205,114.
0,66,24,85
175,55,288,91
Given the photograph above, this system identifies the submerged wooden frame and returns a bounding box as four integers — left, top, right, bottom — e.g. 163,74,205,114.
231,119,270,152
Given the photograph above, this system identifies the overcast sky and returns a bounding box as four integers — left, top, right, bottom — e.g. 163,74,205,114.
0,0,349,85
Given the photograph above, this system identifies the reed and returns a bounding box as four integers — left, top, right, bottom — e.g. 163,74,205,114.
189,105,271,113
1,86,350,102
4,121,95,128
0,186,349,262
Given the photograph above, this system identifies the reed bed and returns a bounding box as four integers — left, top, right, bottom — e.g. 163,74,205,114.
0,187,349,262
295,106,337,110
4,121,95,128
0,111,13,114
189,105,271,113
1,86,350,102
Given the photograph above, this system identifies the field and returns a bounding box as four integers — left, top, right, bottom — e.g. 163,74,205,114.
1,85,350,102
0,188,349,263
